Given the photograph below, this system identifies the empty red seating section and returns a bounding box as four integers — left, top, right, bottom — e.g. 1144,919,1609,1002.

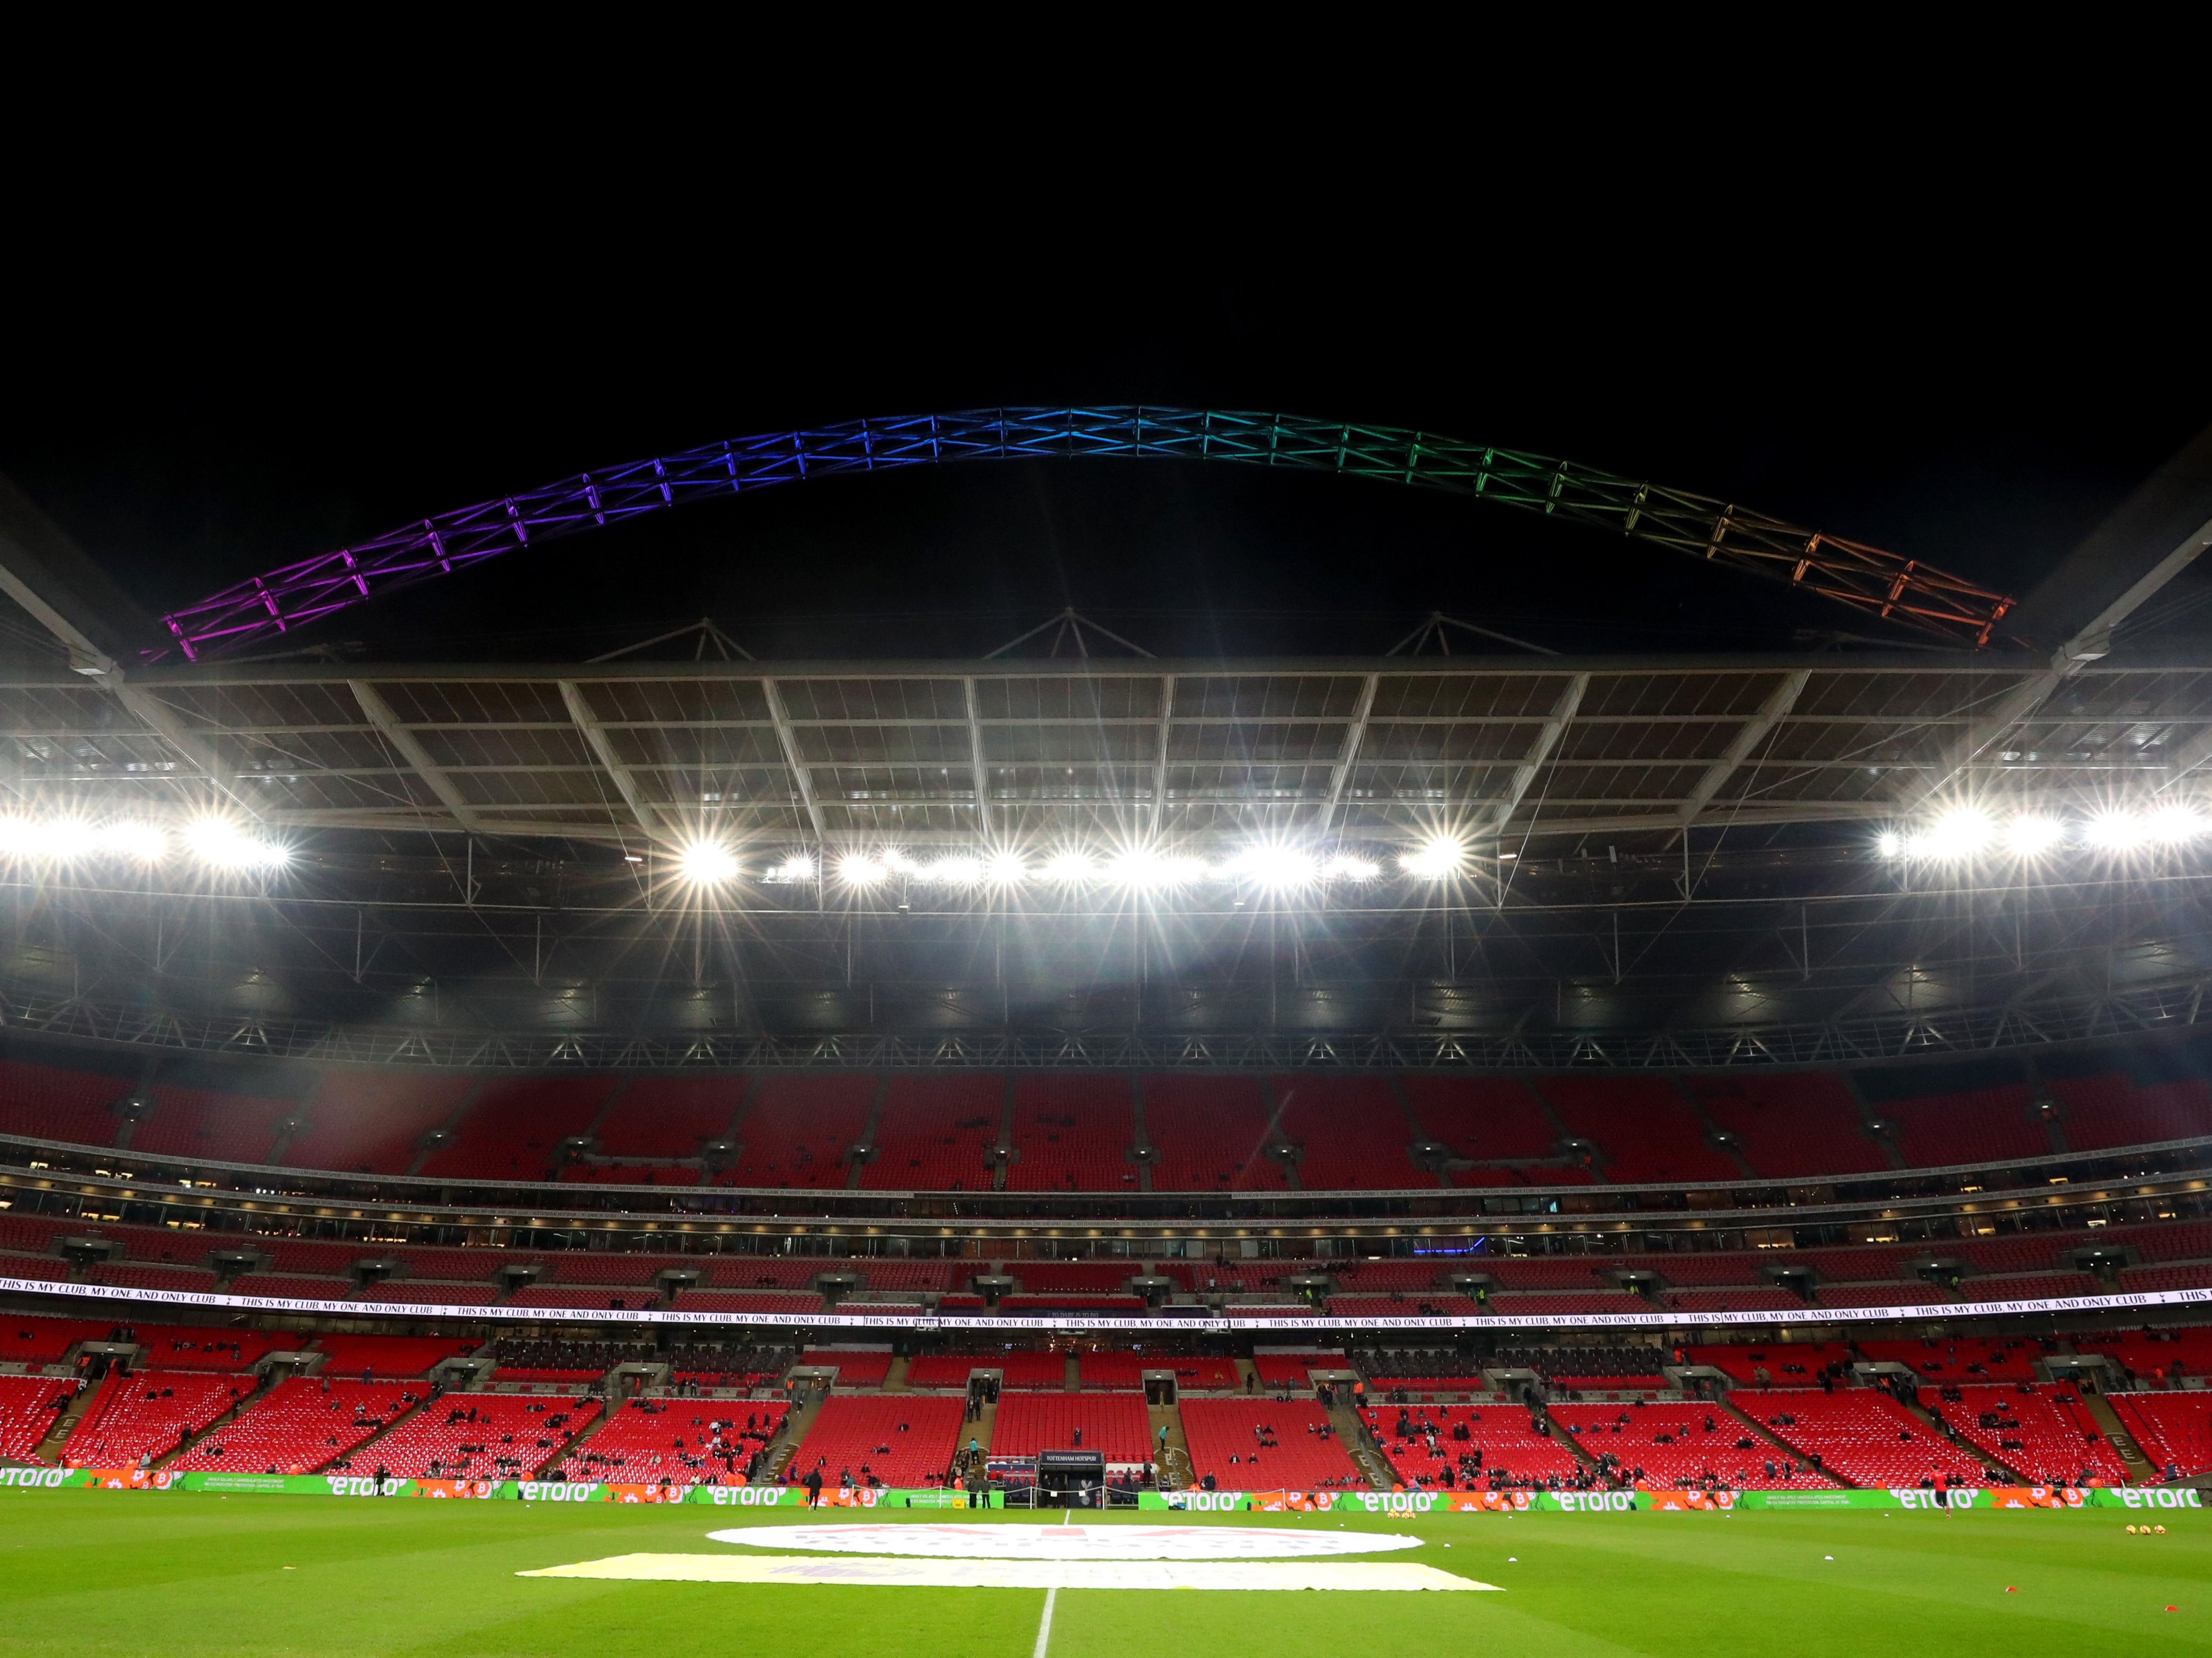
1141,1075,1285,1192
1688,1344,1853,1385
1538,1077,1739,1184
2111,1392,2212,1476
1018,1263,1131,1294
549,1254,671,1285
356,1393,599,1478
171,1377,415,1474
1182,1398,1357,1489
592,1076,743,1159
2047,1070,2212,1151
721,1075,873,1188
861,1074,997,1191
1738,1389,1983,1487
1399,1076,1557,1163
1007,1075,1136,1192
2,1316,112,1365
1860,1338,2040,1383
417,1076,617,1181
992,1392,1153,1463
1365,1400,1581,1484
857,1262,952,1292
1550,1402,1837,1488
0,1373,69,1459
281,1069,474,1175
130,1323,275,1371
508,1287,650,1309
567,1396,788,1481
1271,1075,1417,1190
366,1283,499,1306
786,1393,961,1488
1819,1284,1947,1308
132,1083,295,1165
0,1059,128,1147
65,1370,254,1465
311,1335,477,1378
1929,1384,2127,1484
1253,1352,1343,1389
671,1291,823,1316
706,1259,825,1289
2074,1326,2212,1381
1879,1084,2045,1167
905,1351,1064,1389
800,1349,894,1384
1684,1072,1886,1177
89,1263,217,1293
1659,1289,1807,1313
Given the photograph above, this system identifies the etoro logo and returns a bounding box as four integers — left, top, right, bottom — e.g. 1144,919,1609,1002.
707,1485,790,1507
1887,1488,1975,1509
0,1468,68,1489
324,1476,397,1497
1357,1491,1442,1515
1555,1491,1637,1513
2121,1488,2203,1509
520,1482,600,1503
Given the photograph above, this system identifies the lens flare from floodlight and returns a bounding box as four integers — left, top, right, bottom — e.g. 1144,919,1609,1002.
1108,849,1208,890
1401,836,1467,879
2084,811,2147,852
1325,854,1380,880
0,817,86,861
982,852,1029,887
1876,831,1906,859
90,821,169,862
881,848,917,873
186,818,289,869
2147,805,2205,844
1227,845,1318,888
923,855,983,885
676,840,740,884
1924,808,1995,859
1042,850,1095,884
838,854,884,886
2003,816,2065,855
772,853,816,882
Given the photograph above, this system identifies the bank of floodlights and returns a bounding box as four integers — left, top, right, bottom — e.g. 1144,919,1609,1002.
0,813,288,870
1879,804,2207,861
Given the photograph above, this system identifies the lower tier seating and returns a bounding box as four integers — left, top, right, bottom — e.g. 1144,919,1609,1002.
172,1378,417,1474
2111,1391,2212,1477
1688,1344,1853,1386
1736,1389,1984,1487
990,1391,1153,1464
1252,1352,1344,1389
311,1335,480,1378
63,1370,256,1466
1923,1383,2128,1485
345,1393,599,1479
906,1351,1065,1389
0,1371,72,1459
800,1349,894,1385
559,1396,788,1482
785,1393,963,1489
1364,1400,1581,1485
1550,1402,1840,1489
1860,1337,2043,1383
1180,1398,1358,1490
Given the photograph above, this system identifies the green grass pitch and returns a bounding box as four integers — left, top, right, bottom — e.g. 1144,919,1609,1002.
2,1491,2207,1657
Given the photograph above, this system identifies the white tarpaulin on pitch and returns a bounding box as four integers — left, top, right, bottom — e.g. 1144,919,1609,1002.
520,1554,1488,1591
704,1523,1422,1560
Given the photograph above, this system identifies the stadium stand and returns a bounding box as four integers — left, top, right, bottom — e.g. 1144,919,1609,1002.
1550,1402,1841,1489
64,1370,257,1466
415,1075,618,1181
1252,1352,1345,1389
0,1256,73,1283
1657,1289,1808,1313
129,1323,275,1370
310,1335,478,1378
506,1286,656,1309
1860,1337,2043,1383
1075,1352,1156,1390
2110,1391,2212,1477
1537,1076,1741,1184
363,1283,500,1306
1006,1074,1137,1192
1397,1075,1559,1163
559,1395,788,1482
905,1351,1065,1389
2046,1069,2212,1152
1682,1071,1887,1177
801,1349,894,1385
1363,1400,1581,1485
1816,1283,1949,1308
1181,1398,1359,1489
1687,1345,1853,1386
2073,1326,2212,1382
349,1392,600,1479
590,1076,744,1160
87,1263,218,1294
2,1315,114,1365
784,1393,963,1488
0,1372,71,1459
854,1261,953,1293
132,1078,298,1165
0,1058,131,1148
861,1073,998,1191
718,1074,874,1189
549,1254,678,1285
668,1341,794,1389
669,1291,825,1317
1271,1075,1421,1189
1016,1263,1135,1295
278,1069,476,1176
1140,1074,1287,1192
1873,1082,2047,1167
1925,1383,2128,1484
171,1377,418,1474
1737,1389,1985,1486
989,1391,1153,1463
705,1259,830,1289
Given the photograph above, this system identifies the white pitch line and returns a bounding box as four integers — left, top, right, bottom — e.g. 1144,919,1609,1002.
1033,1585,1058,1658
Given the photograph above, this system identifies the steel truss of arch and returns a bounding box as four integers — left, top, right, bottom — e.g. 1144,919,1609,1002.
2,967,2202,1072
156,408,2018,659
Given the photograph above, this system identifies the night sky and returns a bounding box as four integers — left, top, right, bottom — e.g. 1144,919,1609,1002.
8,208,2207,664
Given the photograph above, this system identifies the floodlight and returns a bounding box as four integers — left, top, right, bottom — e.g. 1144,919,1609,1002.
772,854,817,881
2147,805,2205,844
1107,849,1207,889
922,855,983,884
1876,831,1905,859
838,854,885,885
2002,816,2065,855
2083,811,2148,851
982,852,1029,886
186,817,288,869
1042,850,1096,883
1325,854,1380,880
676,840,740,884
1228,845,1318,888
1924,808,1994,858
1400,836,1467,879
91,821,169,862
881,849,917,873
0,818,75,860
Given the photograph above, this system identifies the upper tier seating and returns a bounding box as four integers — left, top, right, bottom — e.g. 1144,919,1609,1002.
1140,1075,1286,1192
1817,1284,1949,1308
280,1069,476,1175
905,1351,1065,1389
1250,1352,1345,1389
132,1078,300,1165
0,1059,133,1148
784,1393,962,1488
861,1074,998,1192
1737,1389,1984,1487
64,1370,255,1466
1872,1082,2047,1167
310,1335,478,1378
1687,1344,1854,1386
0,1372,70,1459
2046,1070,2212,1151
1398,1076,1559,1164
856,1262,954,1292
990,1391,1153,1463
1925,1383,2128,1485
1859,1337,2043,1383
1684,1071,1887,1177
2111,1391,2212,1477
1537,1076,1740,1184
1658,1289,1808,1313
1181,1398,1359,1489
507,1286,655,1309
718,1075,874,1189
1549,1401,1840,1489
1006,1075,1137,1192
1364,1400,1581,1484
1076,1352,1157,1390
705,1260,829,1290
350,1392,599,1479
129,1323,277,1371
2073,1326,2212,1382
171,1377,417,1474
590,1076,745,1160
3,1316,115,1365
670,1291,824,1316
562,1395,788,1482
1016,1263,1135,1295
801,1349,894,1385
88,1263,218,1294
363,1283,500,1306
1271,1075,1421,1190
416,1076,618,1181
